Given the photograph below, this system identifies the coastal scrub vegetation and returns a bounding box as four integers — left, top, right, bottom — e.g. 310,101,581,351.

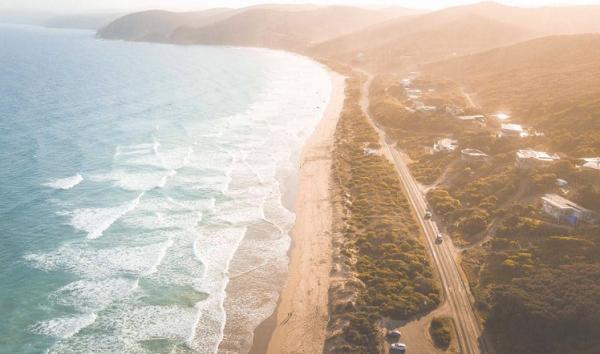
429,317,453,350
367,51,600,352
325,74,439,353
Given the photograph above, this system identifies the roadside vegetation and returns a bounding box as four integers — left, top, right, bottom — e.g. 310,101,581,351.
368,63,600,353
429,317,453,350
325,73,440,353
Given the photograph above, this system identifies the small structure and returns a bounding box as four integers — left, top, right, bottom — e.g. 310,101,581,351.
457,114,485,122
401,78,411,87
501,123,526,138
417,105,436,112
445,105,463,116
581,157,600,171
461,148,488,162
541,194,595,225
555,178,568,188
434,138,458,153
515,149,560,169
413,100,436,112
494,112,511,121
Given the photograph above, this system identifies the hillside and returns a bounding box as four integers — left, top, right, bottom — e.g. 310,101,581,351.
424,34,600,156
311,2,600,72
98,5,419,50
170,6,413,50
97,9,236,42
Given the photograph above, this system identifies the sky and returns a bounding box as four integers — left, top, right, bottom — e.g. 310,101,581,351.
3,0,600,13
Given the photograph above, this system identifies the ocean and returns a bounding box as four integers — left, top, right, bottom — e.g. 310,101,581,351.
0,24,331,353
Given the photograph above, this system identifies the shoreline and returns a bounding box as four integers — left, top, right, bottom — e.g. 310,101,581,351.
248,68,346,354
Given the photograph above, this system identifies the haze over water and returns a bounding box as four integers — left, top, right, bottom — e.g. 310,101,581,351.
0,24,330,353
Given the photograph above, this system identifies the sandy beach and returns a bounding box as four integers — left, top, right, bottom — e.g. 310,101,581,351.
248,69,346,354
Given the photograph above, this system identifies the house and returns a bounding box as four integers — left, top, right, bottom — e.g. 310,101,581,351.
541,194,594,225
500,123,526,138
457,114,485,122
461,148,488,162
515,149,560,169
555,178,568,188
581,157,600,171
434,138,458,153
494,112,511,121
445,105,463,116
401,78,411,87
413,100,436,112
417,105,436,112
406,88,422,96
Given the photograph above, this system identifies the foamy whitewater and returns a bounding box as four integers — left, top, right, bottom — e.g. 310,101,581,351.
0,25,331,353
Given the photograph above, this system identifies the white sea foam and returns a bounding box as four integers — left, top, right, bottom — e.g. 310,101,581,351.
31,313,97,339
90,170,175,191
44,174,83,190
25,240,173,278
48,305,197,354
69,193,143,239
50,278,138,312
187,226,247,352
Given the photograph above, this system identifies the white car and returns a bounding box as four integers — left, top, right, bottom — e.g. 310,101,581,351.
436,233,443,243
390,342,407,353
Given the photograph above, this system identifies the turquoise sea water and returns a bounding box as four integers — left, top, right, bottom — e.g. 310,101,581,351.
0,25,331,353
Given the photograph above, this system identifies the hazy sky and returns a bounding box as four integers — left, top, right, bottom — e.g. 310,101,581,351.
3,0,600,13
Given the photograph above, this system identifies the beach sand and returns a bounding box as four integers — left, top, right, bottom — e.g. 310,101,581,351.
249,69,346,354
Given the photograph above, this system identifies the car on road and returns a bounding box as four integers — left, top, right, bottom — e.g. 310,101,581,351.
424,210,432,220
386,329,402,341
436,233,443,243
390,342,407,353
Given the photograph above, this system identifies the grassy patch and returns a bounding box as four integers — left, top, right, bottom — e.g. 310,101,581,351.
430,317,453,350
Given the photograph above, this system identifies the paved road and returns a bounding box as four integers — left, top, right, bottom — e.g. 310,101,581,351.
358,73,490,354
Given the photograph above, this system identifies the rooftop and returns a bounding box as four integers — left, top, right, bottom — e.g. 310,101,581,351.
501,123,523,132
434,138,458,151
516,149,559,162
462,148,488,157
457,114,485,121
581,157,600,170
494,112,511,121
542,194,590,213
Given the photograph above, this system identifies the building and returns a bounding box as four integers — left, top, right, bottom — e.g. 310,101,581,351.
445,105,464,116
501,123,525,138
515,149,560,169
461,148,488,162
417,105,436,112
457,114,485,122
494,112,511,121
434,138,458,153
581,157,600,171
413,100,436,112
541,194,595,225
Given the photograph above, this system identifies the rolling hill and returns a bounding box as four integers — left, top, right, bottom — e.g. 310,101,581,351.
170,6,415,50
98,5,420,50
97,9,237,42
424,34,600,155
311,2,600,72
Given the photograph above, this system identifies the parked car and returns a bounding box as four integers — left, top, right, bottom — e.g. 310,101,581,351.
390,342,407,353
386,329,402,340
436,233,443,243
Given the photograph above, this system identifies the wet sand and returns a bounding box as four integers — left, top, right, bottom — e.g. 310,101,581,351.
248,69,346,354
